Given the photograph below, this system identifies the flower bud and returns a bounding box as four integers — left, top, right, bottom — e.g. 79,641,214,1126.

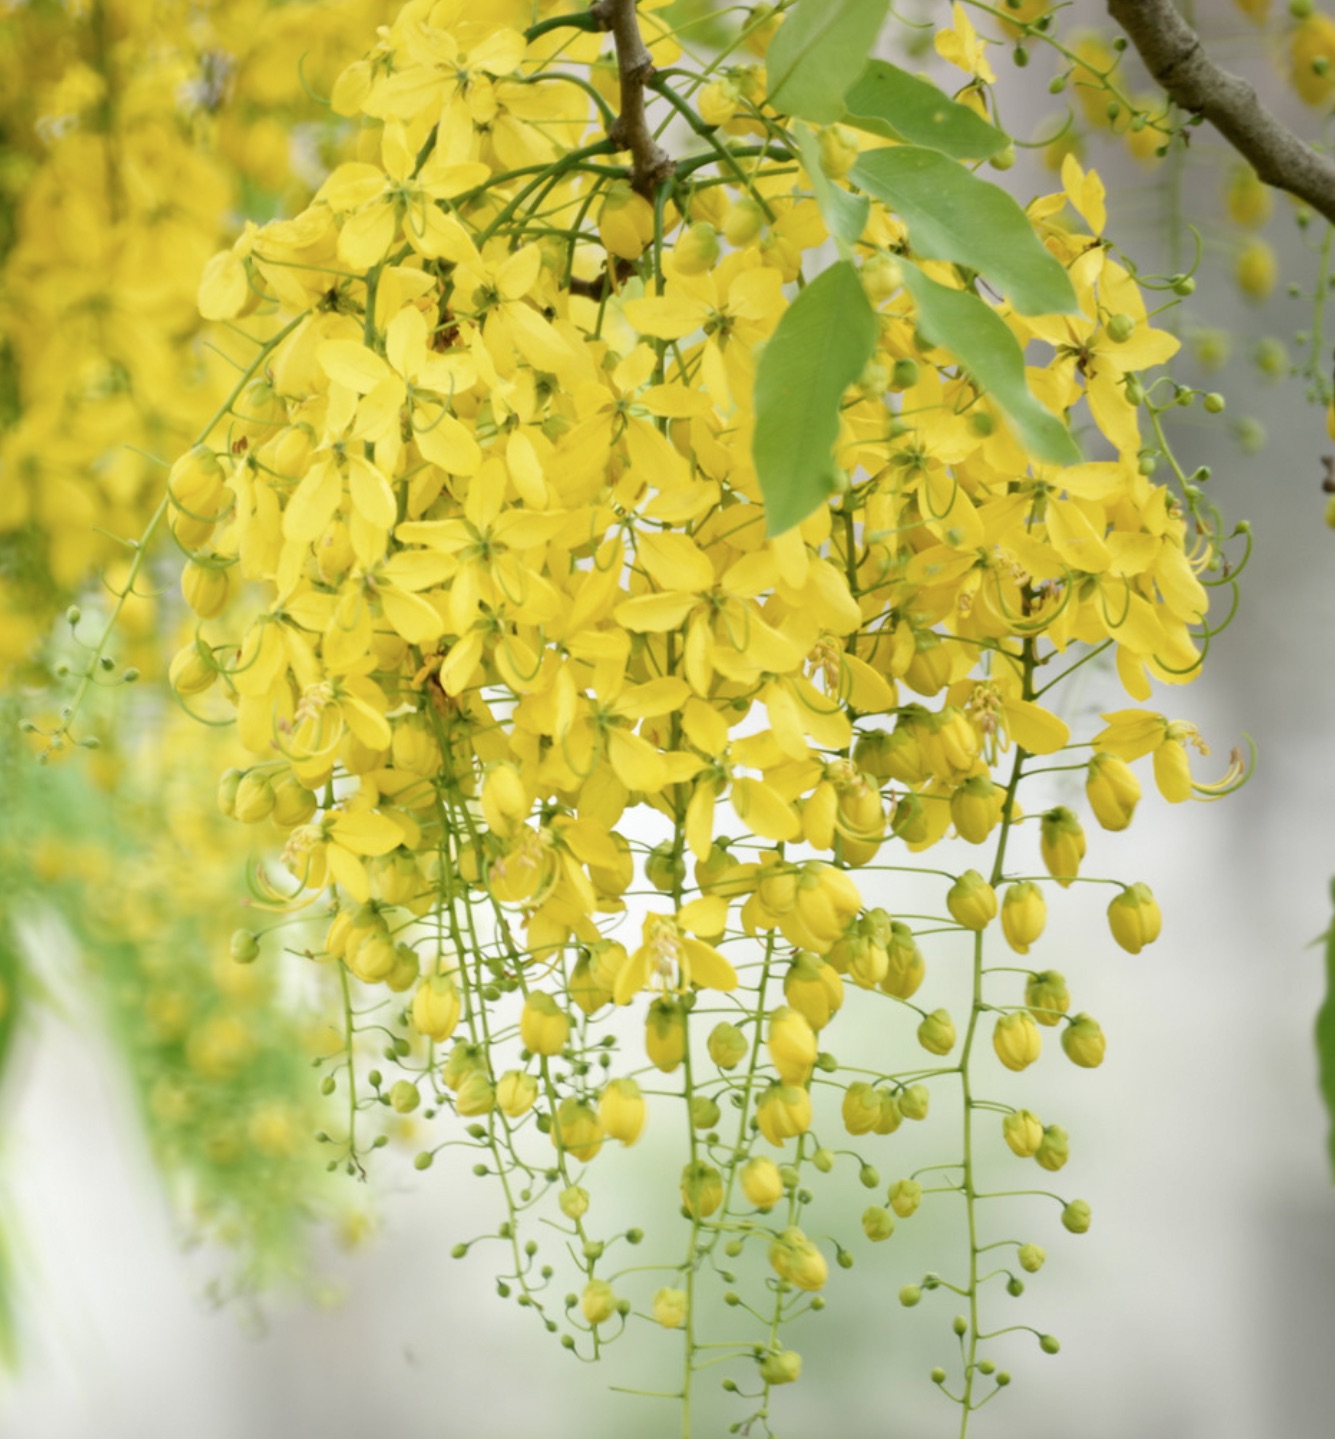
1061,1012,1106,1068
758,1349,802,1385
740,1156,785,1210
1039,806,1086,888
879,921,925,999
993,1011,1042,1072
888,1178,923,1218
904,631,952,696
698,76,740,127
217,768,241,817
1035,1124,1070,1172
674,221,720,275
232,771,275,824
817,122,859,178
951,774,1003,844
920,706,979,778
599,1077,647,1146
388,1080,420,1114
1086,752,1141,831
182,559,232,619
768,1005,818,1085
559,1185,589,1220
841,1081,881,1136
707,1020,748,1070
497,1069,538,1117
756,1082,812,1145
691,1095,721,1130
680,1160,724,1218
441,1041,485,1091
1061,1198,1092,1233
581,1279,617,1326
454,1069,496,1117
230,930,260,964
1107,882,1162,953
899,1284,922,1307
555,1097,603,1161
385,944,420,993
411,973,461,1042
874,1090,902,1135
722,195,765,247
169,641,217,697
898,1084,929,1121
646,998,687,1072
917,1008,957,1056
1003,1108,1044,1158
860,252,903,302
270,771,317,828
1018,1242,1046,1273
946,870,997,930
1025,970,1070,1027
783,951,844,1030
1001,881,1046,954
569,952,612,1017
598,181,655,260
862,1207,896,1242
653,1287,687,1328
768,1226,828,1290
520,991,570,1057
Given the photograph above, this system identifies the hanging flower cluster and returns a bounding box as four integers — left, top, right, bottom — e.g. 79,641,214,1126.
34,0,1249,1429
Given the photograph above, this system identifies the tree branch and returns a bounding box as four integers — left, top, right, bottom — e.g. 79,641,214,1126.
592,0,675,196
1108,0,1335,226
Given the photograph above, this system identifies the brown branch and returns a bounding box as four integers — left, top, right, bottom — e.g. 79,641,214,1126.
592,0,675,196
1108,0,1335,225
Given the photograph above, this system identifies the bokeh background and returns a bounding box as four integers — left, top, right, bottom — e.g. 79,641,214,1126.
3,3,1335,1437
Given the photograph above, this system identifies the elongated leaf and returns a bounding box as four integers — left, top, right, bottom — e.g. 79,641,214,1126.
901,262,1081,466
0,919,16,1100
852,146,1078,317
1316,878,1335,1175
753,260,876,536
765,0,890,124
793,122,869,250
843,60,1008,159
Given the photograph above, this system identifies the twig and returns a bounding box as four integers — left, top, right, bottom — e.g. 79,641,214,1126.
1108,0,1335,225
592,0,675,195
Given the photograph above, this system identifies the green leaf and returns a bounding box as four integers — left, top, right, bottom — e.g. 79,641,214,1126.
0,919,16,1101
793,122,869,252
753,260,877,536
900,262,1081,466
843,60,1008,159
851,146,1078,317
765,0,891,124
1316,878,1335,1176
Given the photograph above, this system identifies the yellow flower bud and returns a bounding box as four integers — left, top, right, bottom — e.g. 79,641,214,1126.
816,123,859,179
232,770,275,824
740,1156,785,1211
598,181,656,260
842,1081,882,1136
1086,752,1141,831
888,1178,924,1217
1001,881,1046,955
270,771,317,829
993,1011,1042,1072
385,943,420,993
520,991,570,1057
783,951,844,1030
758,1349,802,1385
917,1008,956,1056
903,631,952,696
880,921,925,999
1061,1013,1106,1068
481,762,529,835
707,1020,748,1070
411,973,461,1042
722,195,765,247
1152,737,1193,803
454,1070,496,1117
680,1160,724,1217
756,1082,812,1145
898,1083,929,1121
920,706,978,778
951,774,1003,844
1035,1124,1070,1172
497,1069,538,1117
182,559,232,619
1018,1242,1046,1272
859,252,903,302
1235,237,1277,300
768,1226,827,1291
1039,806,1086,887
698,77,740,126
874,1090,902,1135
1225,164,1272,227
674,221,720,274
441,1041,485,1091
767,1005,818,1084
350,933,395,983
1003,1108,1044,1158
946,870,997,930
1024,970,1071,1027
598,1077,647,1146
646,998,687,1073
581,1279,618,1326
1107,882,1162,953
169,641,217,697
559,1185,589,1220
555,1097,603,1161
652,1287,687,1328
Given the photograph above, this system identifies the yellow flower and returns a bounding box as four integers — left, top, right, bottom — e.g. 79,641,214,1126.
614,911,738,1005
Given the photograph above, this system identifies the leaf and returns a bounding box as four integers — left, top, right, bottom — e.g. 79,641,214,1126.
752,259,877,536
793,122,869,251
843,60,1008,159
1316,877,1335,1176
900,262,1081,466
765,0,891,124
852,147,1077,317
0,918,18,1101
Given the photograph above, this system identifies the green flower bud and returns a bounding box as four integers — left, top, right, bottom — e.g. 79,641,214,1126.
1018,1242,1046,1273
888,1178,923,1218
917,1008,957,1056
707,1020,748,1070
389,1080,420,1114
581,1278,617,1326
1105,312,1136,343
812,1146,836,1173
681,1160,724,1218
559,1185,590,1220
862,1206,896,1242
758,1349,803,1385
768,1226,828,1291
899,1284,922,1307
1035,1124,1070,1173
691,1094,721,1130
1062,1198,1092,1233
653,1287,687,1328
1039,1333,1061,1355
230,929,260,964
454,1070,496,1117
1025,970,1070,1027
898,1084,929,1121
1061,1012,1107,1068
841,1080,882,1136
1003,1107,1044,1157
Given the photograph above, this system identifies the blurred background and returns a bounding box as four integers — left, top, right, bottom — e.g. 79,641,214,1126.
3,3,1335,1437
